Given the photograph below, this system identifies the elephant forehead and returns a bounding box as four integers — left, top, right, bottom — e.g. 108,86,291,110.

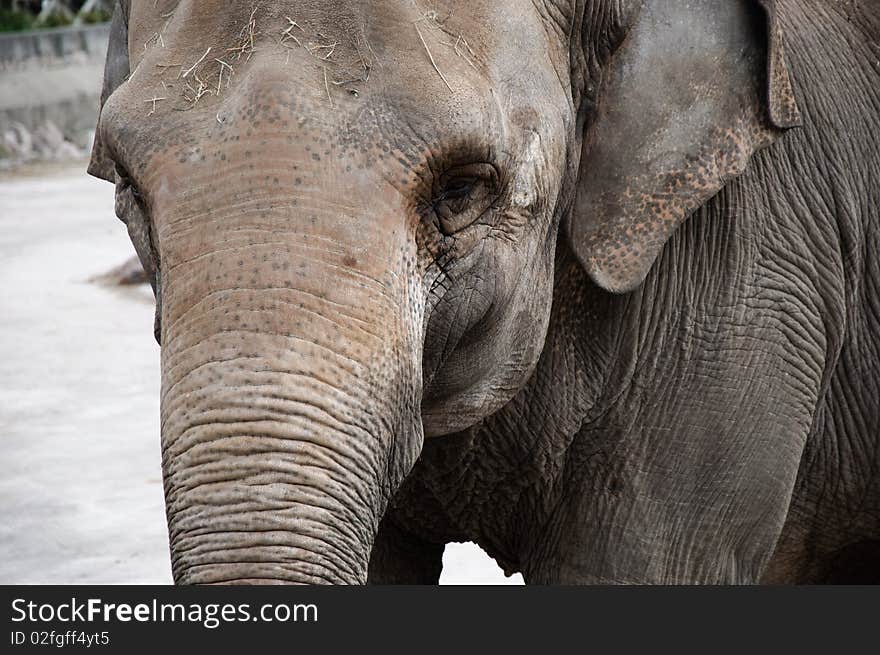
124,0,548,124
128,0,536,58
106,0,567,197
102,66,493,197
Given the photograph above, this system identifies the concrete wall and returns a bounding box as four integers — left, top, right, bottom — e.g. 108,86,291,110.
0,22,110,69
0,23,110,161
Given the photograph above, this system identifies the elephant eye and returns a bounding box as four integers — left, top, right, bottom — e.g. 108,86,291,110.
442,176,478,199
433,163,498,235
114,163,147,221
115,162,144,201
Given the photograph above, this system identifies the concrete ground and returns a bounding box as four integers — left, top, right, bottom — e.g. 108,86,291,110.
0,163,522,585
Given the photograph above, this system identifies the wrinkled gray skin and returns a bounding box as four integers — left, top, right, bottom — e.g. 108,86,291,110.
90,0,879,584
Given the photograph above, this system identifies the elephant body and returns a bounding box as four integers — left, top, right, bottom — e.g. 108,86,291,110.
375,4,880,584
91,0,879,584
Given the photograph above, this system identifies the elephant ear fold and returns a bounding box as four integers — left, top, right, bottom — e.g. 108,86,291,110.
87,1,130,183
757,0,801,129
568,0,801,293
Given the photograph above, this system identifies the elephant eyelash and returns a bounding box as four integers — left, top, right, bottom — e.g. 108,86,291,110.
435,177,479,202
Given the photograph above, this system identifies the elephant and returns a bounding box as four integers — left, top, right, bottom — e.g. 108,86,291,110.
88,0,880,584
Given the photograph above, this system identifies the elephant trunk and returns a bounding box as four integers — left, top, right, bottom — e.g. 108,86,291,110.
156,177,424,584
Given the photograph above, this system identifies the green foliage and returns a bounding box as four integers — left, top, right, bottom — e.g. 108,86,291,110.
36,13,74,29
0,9,34,32
0,2,110,31
78,8,110,24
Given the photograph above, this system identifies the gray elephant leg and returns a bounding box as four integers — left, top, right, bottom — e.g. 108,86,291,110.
368,516,445,584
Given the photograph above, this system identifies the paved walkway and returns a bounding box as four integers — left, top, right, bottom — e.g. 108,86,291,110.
0,162,169,583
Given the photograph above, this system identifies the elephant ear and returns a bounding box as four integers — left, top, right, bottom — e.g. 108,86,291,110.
568,0,801,293
87,0,130,182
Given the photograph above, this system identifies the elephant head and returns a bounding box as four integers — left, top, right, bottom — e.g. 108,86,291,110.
90,0,799,584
